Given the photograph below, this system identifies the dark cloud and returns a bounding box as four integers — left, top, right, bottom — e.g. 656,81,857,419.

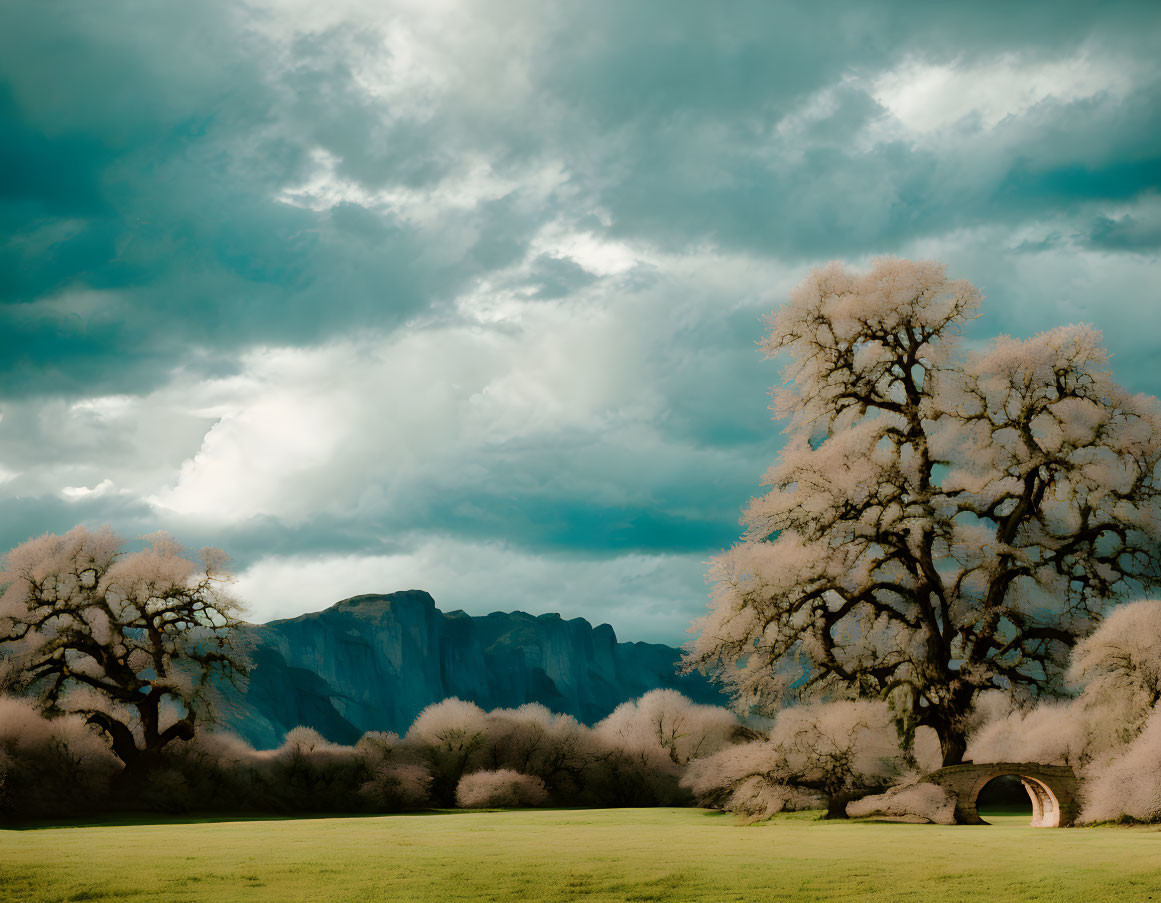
0,495,157,556
2,0,1159,638
528,255,598,300
1087,212,1161,252
0,3,487,396
3,1,1159,396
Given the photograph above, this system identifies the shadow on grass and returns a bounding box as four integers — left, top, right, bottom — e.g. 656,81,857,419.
844,806,1035,827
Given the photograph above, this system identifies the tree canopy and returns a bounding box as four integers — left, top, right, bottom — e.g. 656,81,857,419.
0,526,245,776
684,257,1161,764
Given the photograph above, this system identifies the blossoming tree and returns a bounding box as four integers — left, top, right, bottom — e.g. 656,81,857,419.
684,258,1161,765
0,526,245,777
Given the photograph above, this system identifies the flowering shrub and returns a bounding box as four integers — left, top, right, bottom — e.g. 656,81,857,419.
455,769,549,808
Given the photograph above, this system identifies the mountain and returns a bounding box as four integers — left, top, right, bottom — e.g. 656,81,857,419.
214,590,728,748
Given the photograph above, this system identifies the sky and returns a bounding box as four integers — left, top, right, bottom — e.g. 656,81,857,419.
1,0,1159,644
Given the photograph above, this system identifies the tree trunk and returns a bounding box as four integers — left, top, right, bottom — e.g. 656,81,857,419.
939,728,967,767
85,712,141,771
824,791,864,819
108,748,166,807
86,704,181,808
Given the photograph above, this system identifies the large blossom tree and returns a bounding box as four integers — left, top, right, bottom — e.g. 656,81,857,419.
684,258,1161,765
0,526,245,778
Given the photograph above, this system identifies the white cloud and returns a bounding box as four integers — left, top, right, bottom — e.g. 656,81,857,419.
69,395,135,420
530,225,642,277
144,245,786,526
147,306,638,522
871,51,1137,135
0,388,218,503
231,537,711,644
61,478,116,501
0,237,787,562
277,148,568,228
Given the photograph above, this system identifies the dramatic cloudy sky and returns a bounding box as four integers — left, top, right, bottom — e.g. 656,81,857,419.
2,1,1159,643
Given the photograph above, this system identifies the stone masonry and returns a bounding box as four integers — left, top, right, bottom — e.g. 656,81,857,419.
923,761,1080,827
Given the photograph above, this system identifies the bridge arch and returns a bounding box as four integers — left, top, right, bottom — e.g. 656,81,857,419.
923,762,1079,827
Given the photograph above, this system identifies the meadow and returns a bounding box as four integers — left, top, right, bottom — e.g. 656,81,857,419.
2,808,1159,903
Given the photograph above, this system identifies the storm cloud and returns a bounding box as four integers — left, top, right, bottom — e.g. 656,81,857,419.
2,0,1159,642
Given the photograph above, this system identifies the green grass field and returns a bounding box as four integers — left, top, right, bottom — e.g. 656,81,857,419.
2,808,1159,903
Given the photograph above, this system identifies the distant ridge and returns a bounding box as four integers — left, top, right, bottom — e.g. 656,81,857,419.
215,590,728,747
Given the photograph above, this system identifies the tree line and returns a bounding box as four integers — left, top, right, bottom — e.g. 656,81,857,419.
3,600,1160,823
0,686,748,819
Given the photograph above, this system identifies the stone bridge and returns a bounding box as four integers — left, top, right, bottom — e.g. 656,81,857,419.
923,762,1080,827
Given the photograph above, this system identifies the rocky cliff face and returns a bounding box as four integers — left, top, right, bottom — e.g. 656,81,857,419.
215,590,727,748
